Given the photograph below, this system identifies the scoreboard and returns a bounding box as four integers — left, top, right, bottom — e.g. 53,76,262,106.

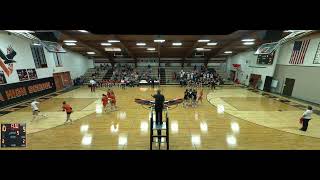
1,123,26,148
257,51,275,65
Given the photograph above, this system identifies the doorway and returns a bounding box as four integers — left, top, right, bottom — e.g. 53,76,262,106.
282,78,295,96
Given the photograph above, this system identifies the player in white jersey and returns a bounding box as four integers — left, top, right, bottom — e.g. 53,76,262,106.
31,99,47,121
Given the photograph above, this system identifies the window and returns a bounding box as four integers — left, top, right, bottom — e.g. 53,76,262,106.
53,53,63,67
30,44,48,68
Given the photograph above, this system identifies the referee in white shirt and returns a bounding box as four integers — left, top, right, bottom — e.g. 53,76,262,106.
300,106,313,131
90,79,96,92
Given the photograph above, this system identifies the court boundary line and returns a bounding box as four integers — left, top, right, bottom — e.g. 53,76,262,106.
206,90,320,140
22,87,126,136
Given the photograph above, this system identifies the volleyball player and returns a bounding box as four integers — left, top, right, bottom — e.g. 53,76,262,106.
210,79,216,90
109,90,117,111
192,89,197,107
102,94,109,112
31,99,47,121
183,89,189,107
188,89,193,106
62,101,73,123
197,89,203,103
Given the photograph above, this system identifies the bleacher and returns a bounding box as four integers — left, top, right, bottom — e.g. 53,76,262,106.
165,67,193,84
103,68,114,80
82,65,228,85
136,66,159,79
162,66,228,85
82,68,110,84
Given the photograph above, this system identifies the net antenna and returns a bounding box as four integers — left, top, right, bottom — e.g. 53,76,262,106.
255,30,315,55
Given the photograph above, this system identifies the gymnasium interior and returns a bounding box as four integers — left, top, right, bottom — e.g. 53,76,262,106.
1,30,320,150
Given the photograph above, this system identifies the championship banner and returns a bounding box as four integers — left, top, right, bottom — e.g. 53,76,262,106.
27,69,38,80
17,69,29,81
41,41,66,53
0,77,56,108
254,42,279,55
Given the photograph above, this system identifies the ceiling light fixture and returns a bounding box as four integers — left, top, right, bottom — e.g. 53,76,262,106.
198,39,210,42
78,30,89,33
224,51,233,54
108,40,120,43
63,40,77,43
196,48,211,51
172,42,182,46
207,42,218,46
87,52,96,55
136,42,146,46
64,42,77,46
243,42,255,45
147,48,156,51
101,43,112,46
154,39,165,43
105,48,121,52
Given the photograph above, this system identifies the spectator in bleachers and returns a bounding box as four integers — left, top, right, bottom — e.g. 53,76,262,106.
177,67,223,88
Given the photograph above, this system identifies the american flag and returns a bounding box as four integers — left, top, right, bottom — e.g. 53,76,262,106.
289,39,310,64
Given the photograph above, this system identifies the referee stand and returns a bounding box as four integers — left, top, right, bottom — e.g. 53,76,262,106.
150,107,169,150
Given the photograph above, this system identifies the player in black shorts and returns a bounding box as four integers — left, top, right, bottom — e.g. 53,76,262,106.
192,89,197,107
183,89,189,107
210,80,216,90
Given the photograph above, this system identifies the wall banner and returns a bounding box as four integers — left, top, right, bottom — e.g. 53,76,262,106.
0,77,56,108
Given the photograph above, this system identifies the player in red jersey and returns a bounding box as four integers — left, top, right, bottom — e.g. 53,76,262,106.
109,90,117,111
102,94,109,112
197,89,204,103
62,101,73,124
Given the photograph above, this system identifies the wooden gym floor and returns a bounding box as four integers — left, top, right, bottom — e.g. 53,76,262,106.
1,85,320,150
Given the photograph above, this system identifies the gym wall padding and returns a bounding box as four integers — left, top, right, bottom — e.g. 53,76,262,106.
0,77,56,108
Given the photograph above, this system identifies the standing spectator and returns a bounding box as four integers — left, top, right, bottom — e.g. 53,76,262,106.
190,72,194,82
300,106,313,131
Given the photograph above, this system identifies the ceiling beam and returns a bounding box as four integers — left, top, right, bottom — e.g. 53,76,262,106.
205,30,257,59
59,30,115,65
112,35,138,66
183,41,200,59
183,35,221,59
